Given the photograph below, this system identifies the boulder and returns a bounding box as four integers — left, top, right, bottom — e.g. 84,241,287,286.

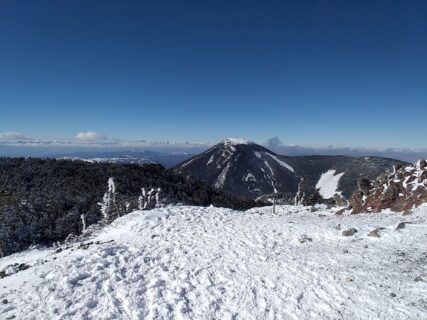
298,234,313,243
342,228,358,237
357,178,371,195
368,227,384,238
395,222,407,230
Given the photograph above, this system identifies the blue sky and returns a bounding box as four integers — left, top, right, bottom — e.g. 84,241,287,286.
0,0,426,153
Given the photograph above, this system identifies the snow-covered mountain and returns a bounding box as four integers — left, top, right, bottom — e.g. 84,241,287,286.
175,139,406,201
175,138,300,199
1,204,426,319
56,150,193,168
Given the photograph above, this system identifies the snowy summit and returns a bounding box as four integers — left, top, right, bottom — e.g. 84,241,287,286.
222,138,254,146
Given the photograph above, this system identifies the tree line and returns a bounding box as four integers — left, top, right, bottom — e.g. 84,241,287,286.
0,158,262,257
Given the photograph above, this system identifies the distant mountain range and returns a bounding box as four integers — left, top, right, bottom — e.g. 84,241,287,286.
53,140,408,202
55,150,193,168
174,138,407,201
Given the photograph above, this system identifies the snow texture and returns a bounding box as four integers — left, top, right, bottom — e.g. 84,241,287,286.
265,153,295,173
253,151,262,159
214,161,232,188
1,204,426,320
263,160,278,193
222,138,253,146
206,155,214,166
316,169,345,199
243,172,256,182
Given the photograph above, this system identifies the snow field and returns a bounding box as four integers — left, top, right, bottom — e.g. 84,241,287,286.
1,205,426,320
316,169,345,199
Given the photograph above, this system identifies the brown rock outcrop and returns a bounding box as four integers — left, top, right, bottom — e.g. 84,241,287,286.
348,160,427,213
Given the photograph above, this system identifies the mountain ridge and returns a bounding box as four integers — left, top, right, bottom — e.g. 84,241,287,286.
54,150,193,168
174,139,407,201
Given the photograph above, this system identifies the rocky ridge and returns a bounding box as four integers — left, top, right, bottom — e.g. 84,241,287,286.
348,160,427,213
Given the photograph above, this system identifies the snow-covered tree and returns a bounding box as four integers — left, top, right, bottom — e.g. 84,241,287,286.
98,177,118,222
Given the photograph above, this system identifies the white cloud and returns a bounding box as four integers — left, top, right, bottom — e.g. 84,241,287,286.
0,132,32,141
75,131,107,141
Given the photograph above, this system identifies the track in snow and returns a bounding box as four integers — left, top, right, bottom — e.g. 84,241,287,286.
1,205,427,319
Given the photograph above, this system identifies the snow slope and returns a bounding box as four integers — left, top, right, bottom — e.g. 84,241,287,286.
316,169,345,199
1,205,426,319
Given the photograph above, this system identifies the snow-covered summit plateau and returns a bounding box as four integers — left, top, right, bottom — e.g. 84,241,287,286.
222,138,254,145
1,205,426,319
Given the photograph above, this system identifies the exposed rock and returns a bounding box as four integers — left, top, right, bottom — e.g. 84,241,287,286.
414,275,424,282
18,263,30,271
368,227,384,238
349,160,427,213
335,208,346,215
342,228,357,236
396,251,406,257
395,222,407,231
299,234,313,243
333,194,347,207
357,178,371,196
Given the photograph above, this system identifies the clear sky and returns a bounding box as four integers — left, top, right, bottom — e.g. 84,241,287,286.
0,0,426,150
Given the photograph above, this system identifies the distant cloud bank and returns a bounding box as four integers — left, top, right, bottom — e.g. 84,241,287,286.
0,131,211,156
0,132,32,141
75,131,107,141
0,132,425,162
264,136,427,163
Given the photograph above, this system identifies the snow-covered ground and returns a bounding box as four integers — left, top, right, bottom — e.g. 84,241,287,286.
1,204,426,320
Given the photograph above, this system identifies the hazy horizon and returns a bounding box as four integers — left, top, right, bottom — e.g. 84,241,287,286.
0,135,425,162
